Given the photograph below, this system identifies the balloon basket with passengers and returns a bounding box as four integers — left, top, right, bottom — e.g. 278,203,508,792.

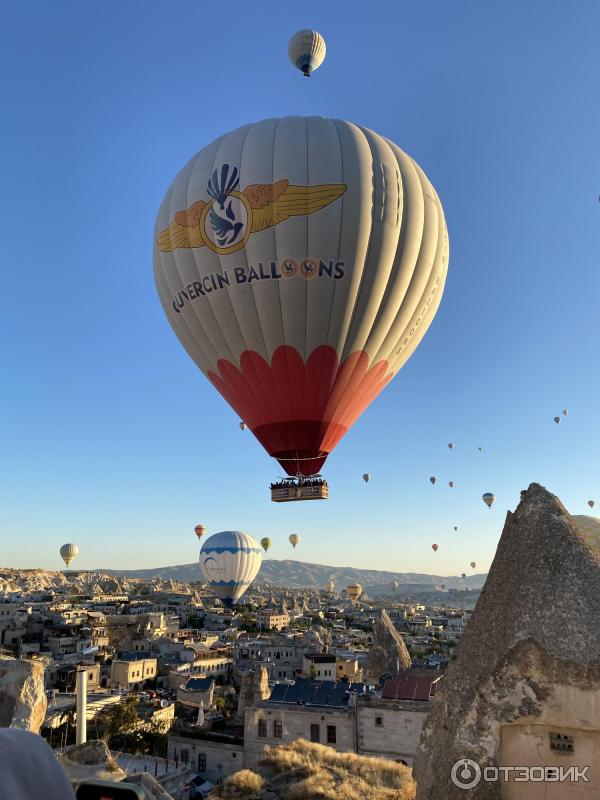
270,475,329,502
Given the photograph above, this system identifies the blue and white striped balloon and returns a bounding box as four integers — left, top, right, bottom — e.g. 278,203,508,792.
199,531,262,608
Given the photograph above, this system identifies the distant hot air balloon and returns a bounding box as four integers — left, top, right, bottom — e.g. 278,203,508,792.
199,531,262,608
289,533,300,549
154,118,449,482
60,543,79,568
482,493,495,508
448,481,454,488
288,29,326,77
478,446,483,452
453,526,458,531
194,524,206,540
362,473,371,483
431,543,439,552
346,583,362,604
429,476,436,485
588,500,595,509
470,561,476,569
553,416,560,424
441,583,446,590
390,580,399,593
239,421,247,431
461,572,466,579
327,579,335,592
562,409,568,417
260,537,271,552
448,443,454,449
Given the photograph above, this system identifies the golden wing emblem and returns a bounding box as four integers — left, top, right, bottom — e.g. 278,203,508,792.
245,179,347,232
156,201,206,252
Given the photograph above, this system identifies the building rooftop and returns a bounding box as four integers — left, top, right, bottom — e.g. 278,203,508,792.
381,674,442,701
267,678,361,707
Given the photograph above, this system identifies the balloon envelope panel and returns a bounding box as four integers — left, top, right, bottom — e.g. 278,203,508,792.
199,531,262,607
154,117,449,475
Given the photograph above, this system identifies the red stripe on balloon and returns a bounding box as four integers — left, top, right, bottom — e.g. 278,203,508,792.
208,345,392,476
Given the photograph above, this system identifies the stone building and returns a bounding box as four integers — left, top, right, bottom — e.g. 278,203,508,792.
110,653,157,690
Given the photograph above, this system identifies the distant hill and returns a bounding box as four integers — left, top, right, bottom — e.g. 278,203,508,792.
97,558,486,596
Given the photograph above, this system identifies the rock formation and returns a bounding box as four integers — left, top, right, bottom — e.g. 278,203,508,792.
59,740,126,783
366,610,411,681
415,483,600,799
0,655,47,732
235,666,270,724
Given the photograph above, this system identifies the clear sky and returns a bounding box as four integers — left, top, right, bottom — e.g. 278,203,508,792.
1,1,599,574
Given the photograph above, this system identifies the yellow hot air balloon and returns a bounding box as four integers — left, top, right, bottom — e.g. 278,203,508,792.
346,582,362,604
60,543,79,568
194,524,206,540
154,118,449,486
572,515,600,551
289,533,300,549
260,537,271,552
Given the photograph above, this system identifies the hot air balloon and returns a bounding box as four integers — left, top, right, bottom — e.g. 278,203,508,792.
362,473,371,483
470,561,476,569
346,583,362,604
194,524,206,540
572,515,600,551
429,476,436,485
448,481,454,488
260,537,271,552
448,443,454,449
482,493,495,508
60,543,79,568
588,500,595,508
441,583,446,590
239,421,247,430
431,543,438,552
289,533,300,549
390,580,399,593
553,416,560,424
327,579,335,592
288,29,326,77
199,531,262,608
478,446,483,452
453,526,458,531
461,572,466,579
154,118,449,490
562,409,568,417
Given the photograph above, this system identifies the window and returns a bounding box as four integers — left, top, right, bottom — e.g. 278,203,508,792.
375,716,383,727
310,724,320,743
181,749,189,764
197,754,207,773
326,725,336,744
549,733,574,753
273,720,282,738
258,719,267,738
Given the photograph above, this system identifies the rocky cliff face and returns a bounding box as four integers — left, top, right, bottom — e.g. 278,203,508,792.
0,655,47,732
366,609,412,681
414,483,600,799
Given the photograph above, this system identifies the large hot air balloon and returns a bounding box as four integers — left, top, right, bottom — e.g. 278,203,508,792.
199,531,262,608
470,561,476,569
289,533,300,549
260,537,271,552
60,543,79,568
346,583,362,604
154,118,449,485
572,515,600,551
288,29,326,77
482,493,495,508
431,543,438,552
194,524,206,540
588,500,595,509
429,476,436,485
362,473,371,483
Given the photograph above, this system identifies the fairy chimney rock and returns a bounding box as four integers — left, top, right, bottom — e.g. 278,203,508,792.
367,609,412,681
414,483,600,799
0,656,47,732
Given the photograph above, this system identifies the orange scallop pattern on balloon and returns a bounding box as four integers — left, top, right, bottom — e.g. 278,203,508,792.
208,344,392,476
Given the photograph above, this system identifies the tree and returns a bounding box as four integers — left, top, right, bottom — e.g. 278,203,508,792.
107,697,139,738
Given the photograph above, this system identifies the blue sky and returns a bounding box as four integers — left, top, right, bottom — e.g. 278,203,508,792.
1,1,599,574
